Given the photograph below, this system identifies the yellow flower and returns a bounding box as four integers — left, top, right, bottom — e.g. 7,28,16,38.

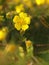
13,12,31,31
35,0,45,5
19,12,31,24
25,40,32,48
0,27,8,41
6,11,15,19
15,4,24,13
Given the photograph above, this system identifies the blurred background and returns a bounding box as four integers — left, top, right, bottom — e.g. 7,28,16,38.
0,0,49,65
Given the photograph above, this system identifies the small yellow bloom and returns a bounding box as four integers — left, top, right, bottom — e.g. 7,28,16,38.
15,4,24,13
0,31,6,41
13,12,31,31
0,27,8,41
6,12,12,19
6,11,15,19
25,40,32,48
35,0,45,5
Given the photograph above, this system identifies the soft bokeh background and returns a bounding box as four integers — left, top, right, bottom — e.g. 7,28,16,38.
0,0,49,65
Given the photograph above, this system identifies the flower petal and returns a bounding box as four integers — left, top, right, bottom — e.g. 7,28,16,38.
22,24,29,31
13,16,19,23
19,12,27,18
24,17,31,24
15,4,24,13
14,24,21,30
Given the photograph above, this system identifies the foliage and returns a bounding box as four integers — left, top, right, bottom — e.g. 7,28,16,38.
0,0,49,65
